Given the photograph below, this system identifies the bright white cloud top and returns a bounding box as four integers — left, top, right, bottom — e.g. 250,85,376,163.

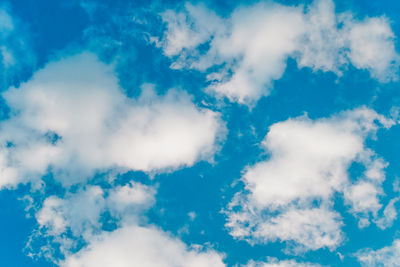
0,53,224,188
226,108,396,252
160,0,399,104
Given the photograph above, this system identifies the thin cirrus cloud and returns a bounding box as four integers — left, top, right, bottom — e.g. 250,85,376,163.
0,52,225,188
225,108,396,252
159,0,400,104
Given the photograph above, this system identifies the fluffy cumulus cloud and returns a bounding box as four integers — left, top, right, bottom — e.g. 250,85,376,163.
225,108,396,252
0,52,224,188
61,224,225,267
160,0,399,104
356,239,400,266
0,5,35,88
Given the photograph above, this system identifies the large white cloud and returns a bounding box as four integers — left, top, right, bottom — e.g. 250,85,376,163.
225,108,396,252
0,52,225,188
356,239,400,267
159,0,399,104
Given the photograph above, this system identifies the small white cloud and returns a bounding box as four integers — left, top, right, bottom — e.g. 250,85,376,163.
343,181,382,228
375,197,399,230
61,224,226,267
225,108,395,251
347,17,399,82
356,239,400,266
36,186,106,240
188,211,196,221
106,181,156,223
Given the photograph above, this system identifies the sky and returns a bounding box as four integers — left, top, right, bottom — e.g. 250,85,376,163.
0,0,400,266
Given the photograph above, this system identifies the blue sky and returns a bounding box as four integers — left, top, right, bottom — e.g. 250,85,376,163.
1,0,400,266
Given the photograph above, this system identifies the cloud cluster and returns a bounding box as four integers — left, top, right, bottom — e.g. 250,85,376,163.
160,0,399,104
0,52,229,265
0,52,224,188
226,108,396,252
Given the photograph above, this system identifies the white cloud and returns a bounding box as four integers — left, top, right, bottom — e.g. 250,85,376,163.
343,181,382,228
225,108,396,251
106,182,156,222
160,0,399,104
357,239,400,267
375,197,399,229
347,17,399,82
0,52,224,188
296,0,346,73
244,257,321,267
37,186,106,239
161,3,225,58
61,224,225,267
